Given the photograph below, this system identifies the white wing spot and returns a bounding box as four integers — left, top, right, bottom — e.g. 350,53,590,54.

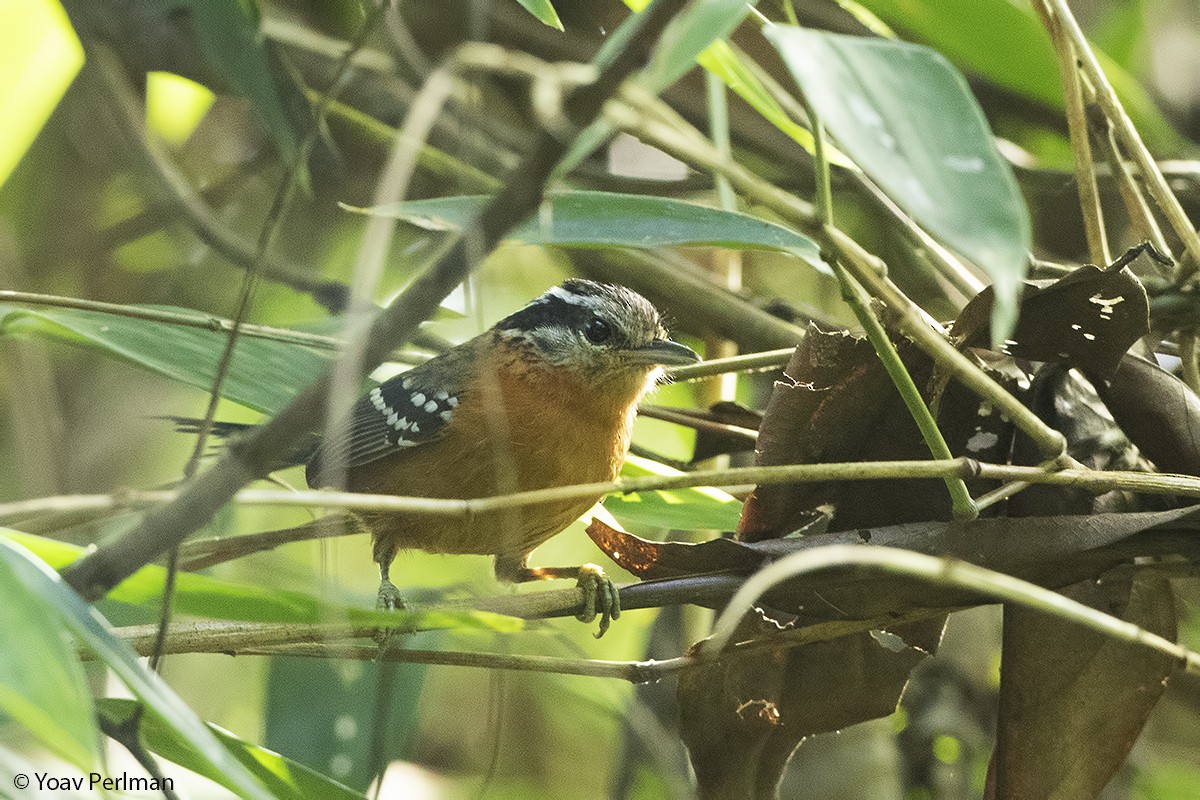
424,400,438,413
386,412,398,426
402,378,413,390
435,390,449,400
440,410,453,422
411,392,426,406
410,422,420,433
447,396,459,408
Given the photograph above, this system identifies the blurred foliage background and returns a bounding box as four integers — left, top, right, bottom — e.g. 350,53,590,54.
2,0,1200,797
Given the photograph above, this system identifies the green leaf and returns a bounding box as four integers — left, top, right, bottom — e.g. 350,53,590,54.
263,650,431,792
564,0,767,175
513,0,563,30
766,26,1031,341
605,454,742,531
0,536,275,800
97,698,368,800
851,0,1184,155
0,303,329,414
2,530,521,633
0,545,99,770
353,191,829,275
158,0,309,169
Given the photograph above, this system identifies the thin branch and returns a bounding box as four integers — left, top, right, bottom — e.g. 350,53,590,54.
1040,0,1200,280
87,49,343,311
636,405,758,444
666,347,794,381
15,460,1200,537
706,545,1200,675
810,110,975,518
102,594,947,682
604,91,1069,459
1094,119,1173,262
1034,0,1110,266
60,0,695,602
0,290,341,349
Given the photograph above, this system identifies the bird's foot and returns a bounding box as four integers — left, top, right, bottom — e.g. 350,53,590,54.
576,563,621,638
375,579,411,653
376,579,407,612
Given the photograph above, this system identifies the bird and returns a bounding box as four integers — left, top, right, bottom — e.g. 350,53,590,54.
186,279,699,635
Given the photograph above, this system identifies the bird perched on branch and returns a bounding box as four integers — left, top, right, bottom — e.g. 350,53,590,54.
184,279,698,634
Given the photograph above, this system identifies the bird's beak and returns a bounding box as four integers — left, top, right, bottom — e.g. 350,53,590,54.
626,339,701,366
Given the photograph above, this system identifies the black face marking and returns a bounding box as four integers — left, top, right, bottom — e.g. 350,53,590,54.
494,279,668,352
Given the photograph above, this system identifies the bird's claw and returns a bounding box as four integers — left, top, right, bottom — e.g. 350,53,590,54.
376,579,406,612
576,563,621,638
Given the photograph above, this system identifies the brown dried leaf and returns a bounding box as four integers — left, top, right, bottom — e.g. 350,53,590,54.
952,253,1150,381
990,572,1176,800
678,610,934,800
1098,353,1200,476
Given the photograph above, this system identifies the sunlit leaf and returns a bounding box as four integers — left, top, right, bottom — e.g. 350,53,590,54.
605,454,743,532
766,26,1031,341
513,0,563,30
0,0,83,188
2,530,520,633
354,191,829,275
98,698,367,800
0,537,275,800
0,303,329,414
0,545,99,770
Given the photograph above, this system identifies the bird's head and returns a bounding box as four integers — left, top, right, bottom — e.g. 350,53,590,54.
494,279,699,387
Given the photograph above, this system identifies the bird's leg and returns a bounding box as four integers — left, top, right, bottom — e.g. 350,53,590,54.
375,543,405,612
494,554,621,638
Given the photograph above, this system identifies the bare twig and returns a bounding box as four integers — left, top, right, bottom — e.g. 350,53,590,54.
667,348,794,381
1034,0,1110,266
1039,0,1200,280
15,460,1200,537
707,545,1200,675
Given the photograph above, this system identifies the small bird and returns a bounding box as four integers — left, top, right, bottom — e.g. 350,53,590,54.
301,278,698,633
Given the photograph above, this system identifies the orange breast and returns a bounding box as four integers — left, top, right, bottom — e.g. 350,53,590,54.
347,348,639,561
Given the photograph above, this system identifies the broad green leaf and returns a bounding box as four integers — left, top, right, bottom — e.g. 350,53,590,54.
605,454,742,531
0,303,329,414
355,191,830,275
98,698,367,800
0,546,99,770
613,0,858,168
514,0,563,31
0,537,275,800
0,0,83,188
264,649,432,792
851,0,1184,155
767,26,1031,341
155,0,307,168
563,0,762,175
3,530,521,632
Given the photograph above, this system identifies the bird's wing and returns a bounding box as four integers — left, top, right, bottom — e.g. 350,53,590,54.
306,347,469,486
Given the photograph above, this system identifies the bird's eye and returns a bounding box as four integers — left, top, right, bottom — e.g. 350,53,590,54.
583,317,612,344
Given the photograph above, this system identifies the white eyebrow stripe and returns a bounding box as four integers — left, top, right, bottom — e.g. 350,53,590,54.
544,286,605,310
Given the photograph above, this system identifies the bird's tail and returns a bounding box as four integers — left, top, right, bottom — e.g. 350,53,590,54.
162,416,320,467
